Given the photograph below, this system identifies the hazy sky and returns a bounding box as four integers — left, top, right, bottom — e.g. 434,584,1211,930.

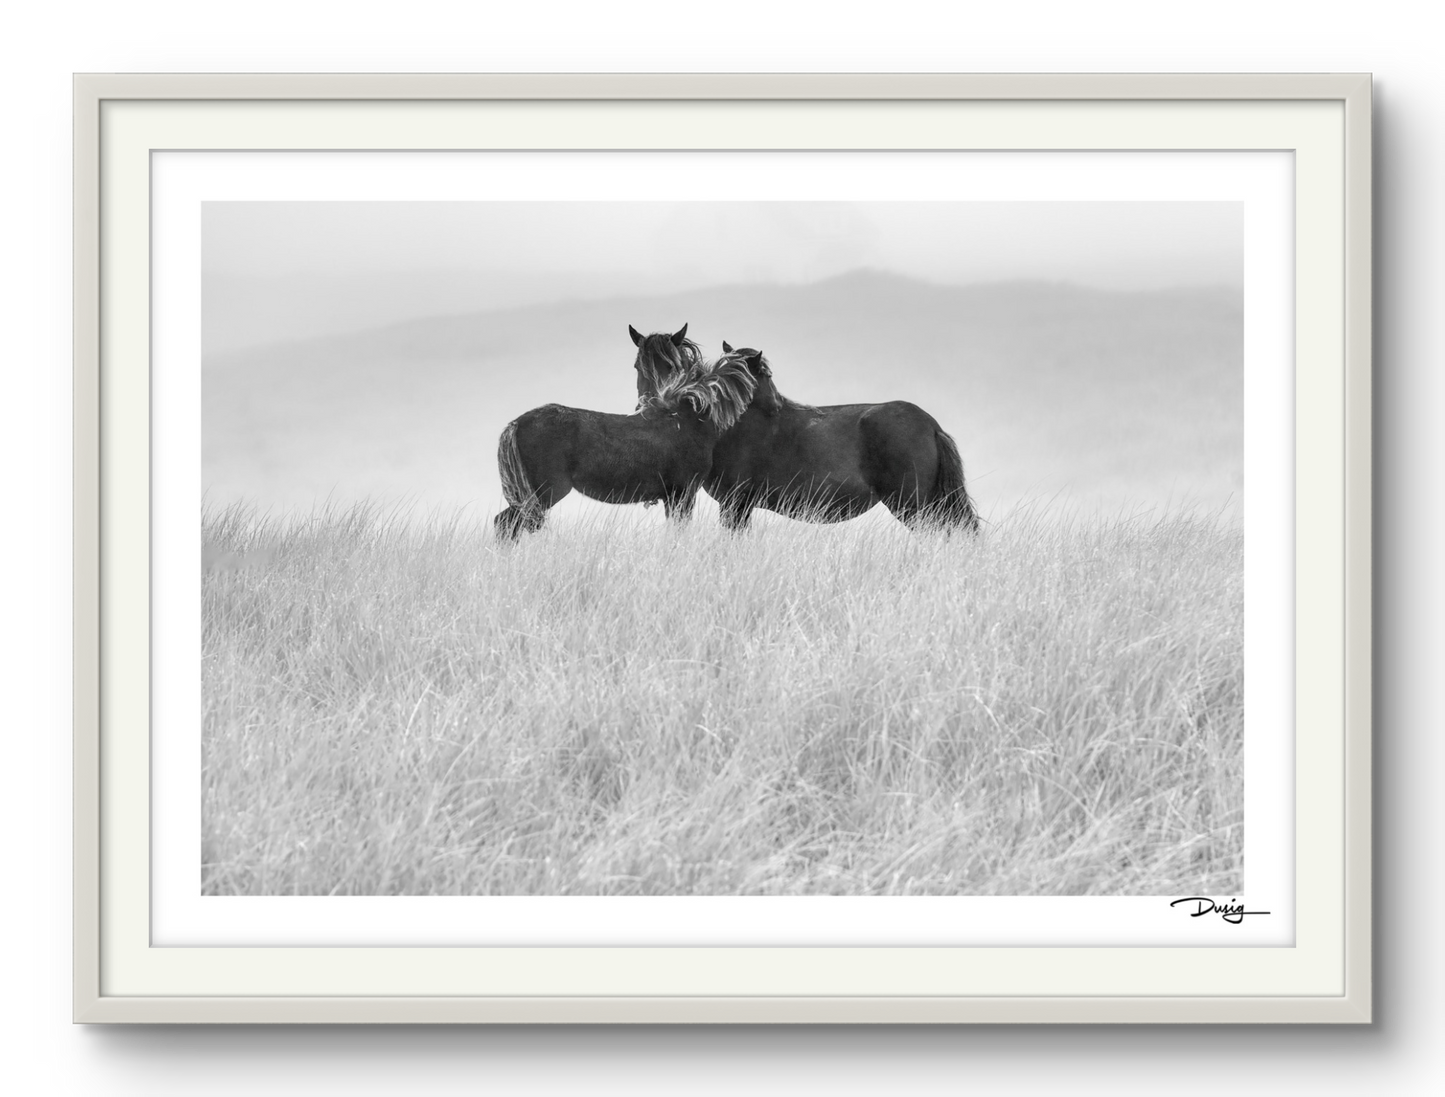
204,201,1241,354
208,201,1240,288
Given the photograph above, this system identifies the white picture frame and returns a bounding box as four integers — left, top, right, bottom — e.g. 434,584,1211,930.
74,72,1372,1023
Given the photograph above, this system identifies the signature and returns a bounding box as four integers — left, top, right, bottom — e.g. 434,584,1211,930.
1169,897,1271,925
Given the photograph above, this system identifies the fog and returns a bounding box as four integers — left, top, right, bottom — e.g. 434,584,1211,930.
205,202,1241,353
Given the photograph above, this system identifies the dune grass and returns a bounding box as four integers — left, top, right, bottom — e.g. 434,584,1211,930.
201,502,1243,896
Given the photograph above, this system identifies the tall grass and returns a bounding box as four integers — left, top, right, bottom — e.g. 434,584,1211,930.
202,503,1242,896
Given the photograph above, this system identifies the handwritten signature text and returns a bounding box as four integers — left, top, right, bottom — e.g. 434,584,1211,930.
1169,897,1271,925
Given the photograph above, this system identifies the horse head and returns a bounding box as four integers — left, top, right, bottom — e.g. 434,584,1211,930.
629,324,698,403
720,341,780,415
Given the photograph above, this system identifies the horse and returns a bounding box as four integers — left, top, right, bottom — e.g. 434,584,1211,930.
493,345,757,539
634,341,980,534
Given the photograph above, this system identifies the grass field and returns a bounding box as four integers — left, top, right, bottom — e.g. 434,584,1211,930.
201,503,1243,897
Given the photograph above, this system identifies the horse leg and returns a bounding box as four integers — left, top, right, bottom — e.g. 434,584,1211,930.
896,496,977,536
881,482,925,529
662,486,698,524
718,494,754,532
893,492,963,534
895,506,932,534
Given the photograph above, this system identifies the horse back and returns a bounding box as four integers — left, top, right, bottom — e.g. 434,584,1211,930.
512,402,583,455
515,403,656,462
855,399,941,437
517,402,714,503
710,401,877,516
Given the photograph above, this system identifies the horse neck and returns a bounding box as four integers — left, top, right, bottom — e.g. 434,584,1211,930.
750,379,784,416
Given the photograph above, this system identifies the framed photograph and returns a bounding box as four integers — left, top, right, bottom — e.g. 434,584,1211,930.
74,73,1372,1023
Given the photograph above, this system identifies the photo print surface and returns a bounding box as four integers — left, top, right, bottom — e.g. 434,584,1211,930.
201,198,1245,900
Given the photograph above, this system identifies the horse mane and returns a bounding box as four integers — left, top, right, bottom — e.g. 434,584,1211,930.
634,332,705,394
641,356,758,431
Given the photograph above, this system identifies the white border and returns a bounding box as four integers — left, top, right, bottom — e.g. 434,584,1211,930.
93,95,1347,1000
152,149,1293,947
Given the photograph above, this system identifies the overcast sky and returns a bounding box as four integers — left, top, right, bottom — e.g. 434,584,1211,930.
204,202,1241,352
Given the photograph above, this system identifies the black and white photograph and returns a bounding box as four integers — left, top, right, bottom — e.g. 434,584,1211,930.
200,197,1246,900
68,64,1373,1027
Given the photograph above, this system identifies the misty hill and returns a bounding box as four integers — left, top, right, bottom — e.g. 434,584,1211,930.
203,267,710,356
204,271,1242,519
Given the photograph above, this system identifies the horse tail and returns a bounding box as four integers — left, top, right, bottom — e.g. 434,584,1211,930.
928,428,981,533
496,418,536,512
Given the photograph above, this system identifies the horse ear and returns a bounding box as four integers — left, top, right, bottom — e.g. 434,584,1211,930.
721,340,734,354
628,324,644,347
670,323,689,346
750,353,771,377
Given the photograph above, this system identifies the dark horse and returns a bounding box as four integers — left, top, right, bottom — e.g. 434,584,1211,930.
635,341,980,533
493,336,756,539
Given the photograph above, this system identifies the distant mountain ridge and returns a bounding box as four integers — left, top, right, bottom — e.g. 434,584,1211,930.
208,269,1240,369
203,266,708,357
